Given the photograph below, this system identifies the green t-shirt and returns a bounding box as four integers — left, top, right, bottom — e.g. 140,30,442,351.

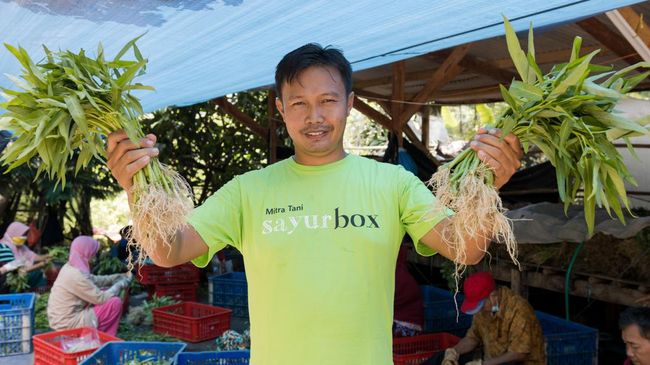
189,154,448,365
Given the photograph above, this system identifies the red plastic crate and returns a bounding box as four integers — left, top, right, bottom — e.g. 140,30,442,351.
137,263,200,285
33,327,121,365
152,302,232,342
148,282,199,302
393,333,460,365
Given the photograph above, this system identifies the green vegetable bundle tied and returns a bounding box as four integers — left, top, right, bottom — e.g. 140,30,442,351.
0,37,193,266
430,17,650,271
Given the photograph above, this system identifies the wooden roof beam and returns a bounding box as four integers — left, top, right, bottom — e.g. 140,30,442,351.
353,96,392,130
391,61,406,145
490,46,602,69
213,97,268,138
606,7,650,62
397,43,472,126
425,51,516,85
354,96,436,162
577,17,641,64
353,89,393,115
403,124,438,164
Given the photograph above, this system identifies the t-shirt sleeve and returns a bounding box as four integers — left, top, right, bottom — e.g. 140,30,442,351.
188,177,243,268
398,168,452,256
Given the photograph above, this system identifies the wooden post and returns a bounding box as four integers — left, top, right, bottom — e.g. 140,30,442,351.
392,61,405,146
268,90,278,164
510,268,527,299
421,106,430,149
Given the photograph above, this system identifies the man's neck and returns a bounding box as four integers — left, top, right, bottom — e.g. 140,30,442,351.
293,150,348,166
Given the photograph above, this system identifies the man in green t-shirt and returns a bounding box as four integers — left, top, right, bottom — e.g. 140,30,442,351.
107,43,522,365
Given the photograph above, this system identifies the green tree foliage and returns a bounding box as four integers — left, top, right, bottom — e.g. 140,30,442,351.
142,92,270,205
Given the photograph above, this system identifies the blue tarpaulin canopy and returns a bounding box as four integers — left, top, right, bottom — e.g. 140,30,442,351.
0,0,644,112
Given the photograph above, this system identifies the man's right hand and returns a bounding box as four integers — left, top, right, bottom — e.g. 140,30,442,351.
106,130,159,201
442,347,459,365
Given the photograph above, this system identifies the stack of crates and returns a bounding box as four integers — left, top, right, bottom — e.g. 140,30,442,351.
420,285,472,337
80,342,186,365
208,272,248,318
393,332,459,365
536,311,598,365
137,263,200,302
176,350,250,364
33,327,121,365
0,293,35,358
152,302,232,342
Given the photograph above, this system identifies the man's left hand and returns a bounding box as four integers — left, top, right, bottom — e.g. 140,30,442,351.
470,127,523,189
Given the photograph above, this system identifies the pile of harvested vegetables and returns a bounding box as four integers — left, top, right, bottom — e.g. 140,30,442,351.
0,37,193,267
430,17,650,276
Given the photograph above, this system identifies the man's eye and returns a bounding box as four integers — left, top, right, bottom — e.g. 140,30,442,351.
292,102,305,106
323,99,336,103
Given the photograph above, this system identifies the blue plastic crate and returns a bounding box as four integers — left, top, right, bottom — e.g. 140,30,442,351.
177,350,250,365
420,286,472,337
80,341,187,365
0,293,35,357
209,272,248,318
536,311,598,365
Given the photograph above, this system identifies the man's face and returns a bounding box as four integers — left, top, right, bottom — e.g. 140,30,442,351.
276,65,353,165
623,324,650,365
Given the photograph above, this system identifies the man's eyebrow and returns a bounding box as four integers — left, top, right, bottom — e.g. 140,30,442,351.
321,92,341,97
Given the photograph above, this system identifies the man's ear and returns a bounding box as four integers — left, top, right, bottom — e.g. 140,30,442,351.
347,91,355,115
275,97,285,120
490,291,499,303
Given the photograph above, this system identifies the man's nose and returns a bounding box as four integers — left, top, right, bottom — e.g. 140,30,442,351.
306,105,324,124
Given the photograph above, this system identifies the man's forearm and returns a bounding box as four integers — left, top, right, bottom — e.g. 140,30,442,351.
147,229,185,268
454,337,479,355
483,351,526,365
420,219,491,265
146,225,209,268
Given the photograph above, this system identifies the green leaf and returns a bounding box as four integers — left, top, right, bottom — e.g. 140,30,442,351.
510,80,543,102
113,33,146,62
569,36,582,63
499,115,516,138
621,70,650,93
499,84,521,111
584,106,648,135
602,62,650,88
503,16,532,84
115,59,147,88
64,94,88,134
526,52,543,82
582,80,621,100
548,50,599,99
623,136,639,160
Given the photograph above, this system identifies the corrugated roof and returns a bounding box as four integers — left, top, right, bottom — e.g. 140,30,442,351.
0,0,644,111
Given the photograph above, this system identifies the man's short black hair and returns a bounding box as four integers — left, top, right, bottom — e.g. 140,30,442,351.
620,307,650,339
275,43,352,99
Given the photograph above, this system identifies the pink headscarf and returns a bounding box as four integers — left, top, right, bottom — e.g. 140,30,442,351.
0,221,36,262
69,236,100,274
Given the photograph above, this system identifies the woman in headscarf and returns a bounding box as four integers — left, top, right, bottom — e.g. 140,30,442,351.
47,236,131,336
0,221,50,287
